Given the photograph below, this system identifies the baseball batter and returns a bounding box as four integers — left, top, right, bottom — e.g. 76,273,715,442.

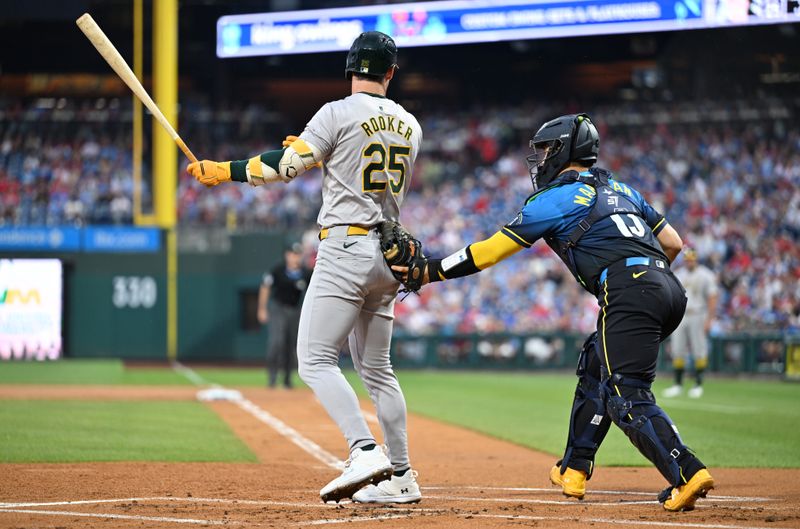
664,248,718,398
186,31,423,505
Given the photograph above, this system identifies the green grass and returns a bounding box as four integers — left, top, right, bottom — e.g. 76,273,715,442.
0,358,302,387
355,371,800,469
0,359,190,385
3,360,799,467
0,400,257,463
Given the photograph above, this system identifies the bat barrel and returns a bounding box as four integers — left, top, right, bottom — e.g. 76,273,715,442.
76,12,196,163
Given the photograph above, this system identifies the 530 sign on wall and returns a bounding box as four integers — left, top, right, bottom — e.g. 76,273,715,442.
112,276,157,309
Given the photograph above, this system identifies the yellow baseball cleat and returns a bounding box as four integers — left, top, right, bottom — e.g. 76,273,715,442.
549,464,587,499
662,469,715,512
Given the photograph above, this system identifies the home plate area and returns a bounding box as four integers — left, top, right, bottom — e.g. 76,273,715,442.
0,486,791,529
2,387,799,529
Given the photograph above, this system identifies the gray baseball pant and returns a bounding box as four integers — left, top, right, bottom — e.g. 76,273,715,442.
671,312,709,369
297,226,410,471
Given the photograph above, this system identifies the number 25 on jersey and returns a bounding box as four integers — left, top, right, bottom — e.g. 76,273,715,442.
362,142,411,194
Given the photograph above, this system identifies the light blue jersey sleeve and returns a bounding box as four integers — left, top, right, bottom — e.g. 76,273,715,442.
501,186,577,248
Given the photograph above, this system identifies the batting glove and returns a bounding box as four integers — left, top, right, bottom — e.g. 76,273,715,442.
187,160,232,187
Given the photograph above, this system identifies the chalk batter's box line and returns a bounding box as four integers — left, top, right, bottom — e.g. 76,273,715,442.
0,491,775,511
0,497,794,529
423,486,771,502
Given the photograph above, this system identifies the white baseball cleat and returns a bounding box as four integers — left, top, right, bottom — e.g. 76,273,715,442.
320,445,393,503
662,385,682,398
688,385,704,399
353,469,421,504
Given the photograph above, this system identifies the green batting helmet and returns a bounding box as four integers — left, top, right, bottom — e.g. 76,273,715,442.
345,31,398,80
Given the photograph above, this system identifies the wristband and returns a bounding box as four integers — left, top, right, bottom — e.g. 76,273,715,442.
427,259,445,283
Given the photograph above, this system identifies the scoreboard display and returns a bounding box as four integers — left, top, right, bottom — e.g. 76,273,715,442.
217,0,800,58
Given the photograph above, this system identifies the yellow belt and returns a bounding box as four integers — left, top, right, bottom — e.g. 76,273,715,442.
319,225,370,240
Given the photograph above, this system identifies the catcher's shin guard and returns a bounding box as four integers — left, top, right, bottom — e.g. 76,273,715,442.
602,374,705,487
559,333,612,477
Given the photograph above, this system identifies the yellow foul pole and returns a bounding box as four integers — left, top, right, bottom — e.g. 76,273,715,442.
132,0,143,224
133,0,155,226
153,0,178,361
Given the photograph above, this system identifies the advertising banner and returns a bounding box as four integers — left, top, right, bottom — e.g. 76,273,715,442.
0,227,81,252
0,259,63,361
218,0,800,58
82,227,160,253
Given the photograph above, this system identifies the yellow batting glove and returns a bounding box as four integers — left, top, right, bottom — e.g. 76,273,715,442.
282,135,300,148
282,135,322,168
186,160,232,187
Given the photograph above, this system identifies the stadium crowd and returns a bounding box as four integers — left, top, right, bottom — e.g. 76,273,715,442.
1,97,798,334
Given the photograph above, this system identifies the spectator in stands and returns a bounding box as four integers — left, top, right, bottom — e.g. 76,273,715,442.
1,97,797,334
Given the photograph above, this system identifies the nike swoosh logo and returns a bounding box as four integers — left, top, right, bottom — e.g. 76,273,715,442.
343,241,359,249
632,270,648,279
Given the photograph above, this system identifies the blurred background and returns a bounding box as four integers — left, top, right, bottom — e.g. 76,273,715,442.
0,0,798,376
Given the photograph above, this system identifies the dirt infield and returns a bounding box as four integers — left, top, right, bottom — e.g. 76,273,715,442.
1,384,799,528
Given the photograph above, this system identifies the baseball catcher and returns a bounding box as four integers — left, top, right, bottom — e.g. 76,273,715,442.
393,113,715,512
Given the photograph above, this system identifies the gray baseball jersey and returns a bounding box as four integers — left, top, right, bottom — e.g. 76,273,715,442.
299,92,422,227
674,265,718,315
296,90,422,476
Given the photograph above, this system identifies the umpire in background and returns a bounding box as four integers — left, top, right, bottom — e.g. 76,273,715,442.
664,248,719,399
257,243,312,389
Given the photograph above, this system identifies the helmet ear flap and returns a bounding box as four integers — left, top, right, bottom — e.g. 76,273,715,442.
570,114,599,166
571,114,586,155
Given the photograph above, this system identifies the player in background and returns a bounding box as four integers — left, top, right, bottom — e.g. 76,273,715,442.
258,242,312,389
397,114,714,512
663,248,719,398
187,31,423,505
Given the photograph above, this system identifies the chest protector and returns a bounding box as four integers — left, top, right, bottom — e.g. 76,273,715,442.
541,168,643,292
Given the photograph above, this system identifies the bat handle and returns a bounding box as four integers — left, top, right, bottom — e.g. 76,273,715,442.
175,137,199,164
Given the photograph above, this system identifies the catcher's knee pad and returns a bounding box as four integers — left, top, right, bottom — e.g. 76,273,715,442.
602,375,696,487
561,333,610,477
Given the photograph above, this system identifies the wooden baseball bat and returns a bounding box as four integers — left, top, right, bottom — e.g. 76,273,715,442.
76,13,198,164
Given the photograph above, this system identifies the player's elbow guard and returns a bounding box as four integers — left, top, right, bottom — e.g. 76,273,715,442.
247,138,323,187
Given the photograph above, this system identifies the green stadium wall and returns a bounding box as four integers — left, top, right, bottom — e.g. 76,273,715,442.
0,229,789,373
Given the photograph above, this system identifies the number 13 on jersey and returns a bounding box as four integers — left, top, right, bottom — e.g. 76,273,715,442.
362,142,411,194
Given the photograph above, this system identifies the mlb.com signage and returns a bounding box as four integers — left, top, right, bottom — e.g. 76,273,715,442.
0,226,160,252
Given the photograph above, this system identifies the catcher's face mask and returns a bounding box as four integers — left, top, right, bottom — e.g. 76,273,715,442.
526,140,563,191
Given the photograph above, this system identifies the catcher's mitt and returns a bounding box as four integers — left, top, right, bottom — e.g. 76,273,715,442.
378,221,427,295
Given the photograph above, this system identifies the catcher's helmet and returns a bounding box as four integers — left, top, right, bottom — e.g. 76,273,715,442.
345,31,398,80
527,113,599,191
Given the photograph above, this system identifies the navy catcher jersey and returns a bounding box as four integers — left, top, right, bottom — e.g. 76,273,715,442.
501,169,668,295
